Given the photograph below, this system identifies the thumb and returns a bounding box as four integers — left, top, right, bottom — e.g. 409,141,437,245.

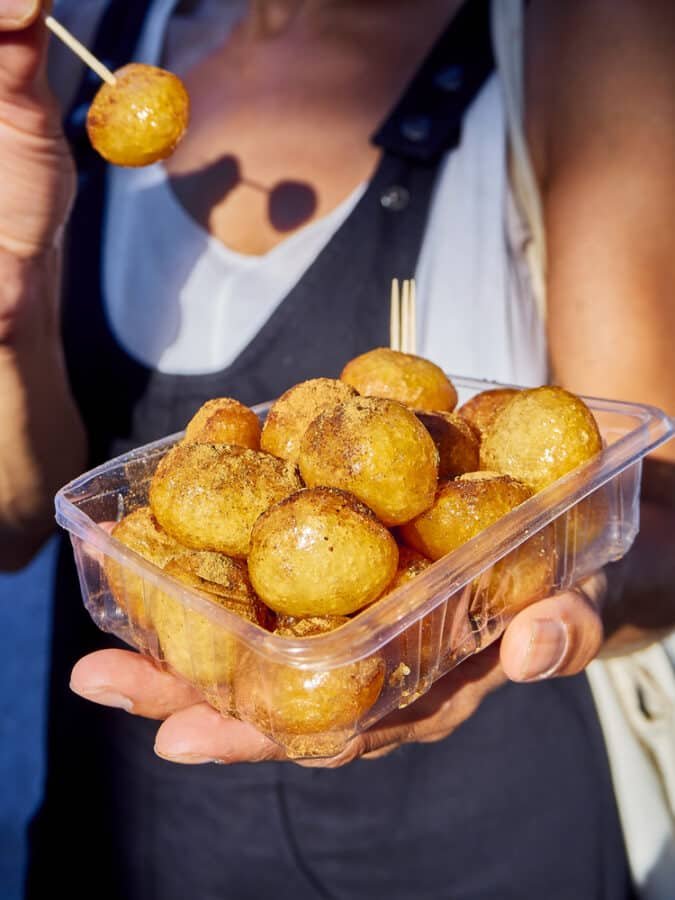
0,2,49,97
500,572,606,682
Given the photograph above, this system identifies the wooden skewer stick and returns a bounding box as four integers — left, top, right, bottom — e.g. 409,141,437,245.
44,14,117,86
390,277,417,353
390,278,401,352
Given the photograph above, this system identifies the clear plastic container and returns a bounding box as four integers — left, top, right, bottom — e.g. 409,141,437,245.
55,376,674,758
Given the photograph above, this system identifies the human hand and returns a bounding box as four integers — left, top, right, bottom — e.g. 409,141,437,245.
70,573,606,767
0,1,75,258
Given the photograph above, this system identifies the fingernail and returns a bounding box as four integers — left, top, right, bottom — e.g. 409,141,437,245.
154,747,219,765
519,619,570,681
0,1,38,25
70,682,134,712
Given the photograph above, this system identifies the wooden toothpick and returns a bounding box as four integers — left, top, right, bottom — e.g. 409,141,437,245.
44,15,117,86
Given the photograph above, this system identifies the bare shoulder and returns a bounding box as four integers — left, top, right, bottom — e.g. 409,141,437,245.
524,0,675,188
522,1,674,454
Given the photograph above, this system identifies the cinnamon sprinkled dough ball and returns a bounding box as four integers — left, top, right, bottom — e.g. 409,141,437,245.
248,487,399,617
149,443,301,557
399,472,533,561
153,550,272,687
87,63,189,167
184,398,261,450
480,386,603,492
106,506,184,628
260,378,358,463
341,347,457,411
298,396,439,526
235,615,385,741
415,410,480,479
458,388,520,439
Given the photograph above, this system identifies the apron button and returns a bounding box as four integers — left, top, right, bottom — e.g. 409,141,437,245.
380,185,410,211
400,115,431,144
434,65,464,92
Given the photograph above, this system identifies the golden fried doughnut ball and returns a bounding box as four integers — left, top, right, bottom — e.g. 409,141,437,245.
383,545,432,594
274,615,348,635
340,347,457,411
248,487,399,616
183,398,261,450
298,396,439,526
260,378,358,463
415,410,480,479
234,616,385,747
458,388,520,438
149,443,301,557
472,526,556,624
106,506,184,628
480,386,603,492
86,63,189,167
399,472,533,561
152,550,272,687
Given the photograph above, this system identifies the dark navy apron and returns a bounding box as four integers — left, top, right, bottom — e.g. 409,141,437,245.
26,2,634,898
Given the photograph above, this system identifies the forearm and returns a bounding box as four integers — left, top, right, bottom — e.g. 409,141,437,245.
0,247,87,569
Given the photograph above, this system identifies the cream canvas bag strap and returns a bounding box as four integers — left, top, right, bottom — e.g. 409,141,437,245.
490,0,546,322
491,3,675,896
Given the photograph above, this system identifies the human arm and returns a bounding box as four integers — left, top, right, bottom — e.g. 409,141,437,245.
0,2,87,570
525,0,675,652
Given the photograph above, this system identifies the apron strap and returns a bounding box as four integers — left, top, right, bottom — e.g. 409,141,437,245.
373,0,493,162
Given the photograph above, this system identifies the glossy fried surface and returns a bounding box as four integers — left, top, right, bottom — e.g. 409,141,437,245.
153,550,272,687
399,472,533,561
474,526,556,622
248,487,399,616
105,506,184,628
416,410,480,479
298,396,439,526
235,615,385,738
149,442,301,557
183,397,261,449
385,545,432,593
87,63,189,167
340,347,457,411
458,388,519,438
480,386,603,492
260,377,357,463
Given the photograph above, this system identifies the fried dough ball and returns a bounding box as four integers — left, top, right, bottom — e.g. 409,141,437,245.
234,616,385,742
105,506,184,628
152,550,272,687
473,526,556,622
274,615,348,636
340,347,457,411
149,443,302,557
183,398,261,450
248,487,399,616
480,386,603,492
86,63,189,167
458,388,520,438
298,396,439,526
415,410,480,479
399,472,533,561
260,378,358,463
382,545,432,594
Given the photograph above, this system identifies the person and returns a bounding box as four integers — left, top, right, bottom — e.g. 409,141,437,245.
0,0,673,897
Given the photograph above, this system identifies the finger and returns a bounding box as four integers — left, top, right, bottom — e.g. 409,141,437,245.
500,574,606,682
0,0,41,31
0,2,49,93
154,703,286,765
70,648,203,719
